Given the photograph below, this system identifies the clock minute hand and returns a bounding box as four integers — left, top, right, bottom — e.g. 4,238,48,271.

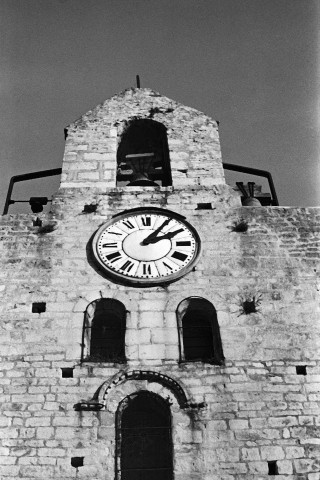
142,218,171,245
143,228,184,245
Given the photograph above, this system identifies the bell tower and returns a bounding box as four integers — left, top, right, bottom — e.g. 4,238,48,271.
0,87,319,480
60,88,231,192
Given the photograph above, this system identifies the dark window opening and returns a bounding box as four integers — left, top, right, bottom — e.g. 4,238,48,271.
61,367,74,378
268,461,279,475
177,297,224,364
296,365,307,375
32,217,42,227
32,302,46,313
182,311,214,360
84,299,126,363
117,120,172,187
116,391,173,480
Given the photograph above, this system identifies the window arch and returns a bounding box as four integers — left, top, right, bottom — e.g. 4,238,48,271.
176,297,224,364
116,119,172,187
82,299,126,363
116,391,173,480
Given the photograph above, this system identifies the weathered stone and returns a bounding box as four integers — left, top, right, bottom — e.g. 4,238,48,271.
0,88,319,480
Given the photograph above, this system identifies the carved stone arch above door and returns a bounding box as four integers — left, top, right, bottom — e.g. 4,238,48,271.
102,370,189,410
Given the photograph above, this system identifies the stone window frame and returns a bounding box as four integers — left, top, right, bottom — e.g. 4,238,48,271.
176,296,224,365
81,298,127,363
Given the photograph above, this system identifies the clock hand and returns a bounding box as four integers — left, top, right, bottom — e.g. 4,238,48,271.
141,218,171,245
143,228,184,245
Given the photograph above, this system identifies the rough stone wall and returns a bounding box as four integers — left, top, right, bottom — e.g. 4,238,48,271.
1,90,320,480
0,198,319,480
61,88,225,189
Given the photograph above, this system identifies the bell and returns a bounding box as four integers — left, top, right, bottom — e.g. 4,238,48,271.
242,197,261,206
125,153,158,186
127,172,158,186
236,181,261,206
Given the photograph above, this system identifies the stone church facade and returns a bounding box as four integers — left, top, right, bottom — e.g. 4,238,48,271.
0,88,319,479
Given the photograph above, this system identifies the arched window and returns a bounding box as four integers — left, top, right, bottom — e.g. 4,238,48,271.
116,391,173,480
82,299,126,362
176,297,224,364
116,119,172,187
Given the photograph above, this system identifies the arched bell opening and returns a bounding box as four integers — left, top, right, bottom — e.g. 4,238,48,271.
116,391,173,480
116,119,172,187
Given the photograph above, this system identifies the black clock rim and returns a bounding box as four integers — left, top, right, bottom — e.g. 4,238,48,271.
91,207,201,287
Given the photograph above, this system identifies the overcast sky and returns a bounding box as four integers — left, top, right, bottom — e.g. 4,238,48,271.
1,0,319,213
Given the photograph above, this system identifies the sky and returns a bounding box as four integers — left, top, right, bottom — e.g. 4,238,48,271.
1,0,319,214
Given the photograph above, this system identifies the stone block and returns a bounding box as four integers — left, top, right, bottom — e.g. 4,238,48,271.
229,419,249,430
138,344,165,360
248,461,268,474
138,299,166,312
285,446,305,458
308,473,320,480
83,152,115,161
277,459,293,474
216,448,240,462
139,311,164,328
138,328,152,343
268,416,298,428
241,448,260,461
103,170,114,180
0,466,20,476
165,345,179,359
25,417,51,427
260,445,285,460
78,171,100,180
36,427,54,439
73,297,89,312
294,458,319,473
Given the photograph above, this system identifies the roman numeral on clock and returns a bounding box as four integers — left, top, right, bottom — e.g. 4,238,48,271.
141,216,151,227
162,261,173,272
176,241,191,247
171,251,188,262
142,263,152,275
102,242,118,248
106,251,122,263
120,260,134,273
122,220,135,229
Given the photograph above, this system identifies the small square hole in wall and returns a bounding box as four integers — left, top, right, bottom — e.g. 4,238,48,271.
32,217,42,227
32,302,46,314
71,457,84,468
196,202,212,210
61,368,74,378
268,460,279,475
296,365,307,375
82,203,98,214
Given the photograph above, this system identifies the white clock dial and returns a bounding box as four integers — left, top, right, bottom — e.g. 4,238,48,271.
92,208,201,286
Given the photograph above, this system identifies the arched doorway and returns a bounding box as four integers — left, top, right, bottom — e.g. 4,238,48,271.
116,391,173,480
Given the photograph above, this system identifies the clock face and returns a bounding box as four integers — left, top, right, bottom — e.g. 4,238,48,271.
92,208,201,286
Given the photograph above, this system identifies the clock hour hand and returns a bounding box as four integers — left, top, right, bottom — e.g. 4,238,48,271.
141,218,171,245
143,228,184,245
